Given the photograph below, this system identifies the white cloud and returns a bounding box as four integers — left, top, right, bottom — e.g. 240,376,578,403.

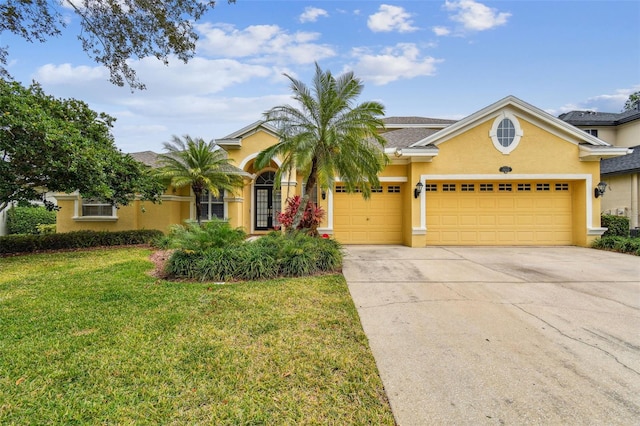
299,7,329,23
444,0,510,32
346,43,442,86
547,85,640,116
432,26,451,36
35,63,108,84
368,5,418,33
195,23,336,65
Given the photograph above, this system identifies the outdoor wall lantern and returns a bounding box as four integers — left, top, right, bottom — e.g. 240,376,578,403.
414,181,424,199
321,190,326,200
594,181,608,198
499,166,513,174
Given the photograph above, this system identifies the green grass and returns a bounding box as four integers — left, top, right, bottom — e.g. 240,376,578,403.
0,248,394,425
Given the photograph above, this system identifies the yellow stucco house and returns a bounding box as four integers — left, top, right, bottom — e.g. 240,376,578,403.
55,96,631,247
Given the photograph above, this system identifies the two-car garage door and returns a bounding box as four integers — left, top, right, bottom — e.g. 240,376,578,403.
425,181,573,245
332,180,574,245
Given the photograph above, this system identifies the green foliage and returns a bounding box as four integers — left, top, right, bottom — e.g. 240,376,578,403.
6,205,56,235
0,79,164,212
592,235,640,256
164,229,343,281
36,224,56,235
0,229,163,255
234,243,279,281
623,91,640,112
601,214,630,237
160,219,247,251
1,0,237,89
156,135,246,225
255,63,388,229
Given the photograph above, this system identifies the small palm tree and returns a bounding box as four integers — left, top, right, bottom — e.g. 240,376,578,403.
157,135,245,225
255,63,388,230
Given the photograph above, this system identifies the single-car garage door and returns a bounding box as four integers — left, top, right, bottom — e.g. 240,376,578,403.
333,184,403,244
426,181,573,245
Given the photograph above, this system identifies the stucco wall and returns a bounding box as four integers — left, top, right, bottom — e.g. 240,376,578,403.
616,121,640,148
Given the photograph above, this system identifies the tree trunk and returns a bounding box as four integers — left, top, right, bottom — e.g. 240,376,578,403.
193,185,203,226
291,159,318,230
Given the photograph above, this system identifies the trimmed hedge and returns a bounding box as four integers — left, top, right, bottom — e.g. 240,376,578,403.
601,214,630,237
0,229,163,256
7,205,57,235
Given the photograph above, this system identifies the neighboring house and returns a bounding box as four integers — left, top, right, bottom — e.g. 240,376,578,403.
559,107,640,229
55,96,630,247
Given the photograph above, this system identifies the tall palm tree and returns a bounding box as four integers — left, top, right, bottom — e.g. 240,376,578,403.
255,63,388,230
157,135,245,225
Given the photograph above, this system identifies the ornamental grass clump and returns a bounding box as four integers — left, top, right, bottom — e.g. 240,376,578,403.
161,220,343,281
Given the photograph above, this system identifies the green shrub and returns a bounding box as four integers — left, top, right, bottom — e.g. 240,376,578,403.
165,249,202,279
592,235,640,256
36,224,56,235
279,232,320,277
7,205,57,235
162,230,344,281
0,230,163,255
160,219,246,251
601,214,629,237
315,237,343,272
235,243,279,281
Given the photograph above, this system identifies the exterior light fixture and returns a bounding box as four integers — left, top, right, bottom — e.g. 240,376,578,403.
321,190,326,200
414,181,424,199
499,166,513,174
594,181,607,198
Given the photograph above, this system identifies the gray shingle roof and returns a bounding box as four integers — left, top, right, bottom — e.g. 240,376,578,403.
382,127,442,148
559,108,640,126
601,145,640,175
129,151,160,167
383,116,457,126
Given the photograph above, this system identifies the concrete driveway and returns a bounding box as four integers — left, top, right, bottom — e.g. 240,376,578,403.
343,246,640,425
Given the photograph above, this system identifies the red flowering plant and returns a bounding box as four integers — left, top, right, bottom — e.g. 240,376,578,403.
277,195,325,236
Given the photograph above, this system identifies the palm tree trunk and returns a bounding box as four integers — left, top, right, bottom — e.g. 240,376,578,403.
193,185,203,226
291,159,318,230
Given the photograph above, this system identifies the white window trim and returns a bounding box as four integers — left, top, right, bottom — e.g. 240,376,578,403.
193,190,227,222
73,196,118,221
489,111,523,154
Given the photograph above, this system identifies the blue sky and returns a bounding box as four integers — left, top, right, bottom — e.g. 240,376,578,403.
3,0,639,153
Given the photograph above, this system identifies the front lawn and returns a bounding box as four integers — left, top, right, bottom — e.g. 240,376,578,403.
0,248,394,424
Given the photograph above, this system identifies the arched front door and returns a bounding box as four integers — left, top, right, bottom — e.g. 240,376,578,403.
254,171,280,231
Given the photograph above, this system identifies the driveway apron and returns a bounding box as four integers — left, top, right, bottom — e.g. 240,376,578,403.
343,246,640,425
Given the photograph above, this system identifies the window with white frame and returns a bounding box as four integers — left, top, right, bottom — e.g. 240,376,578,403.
489,112,523,154
199,190,224,221
81,198,114,217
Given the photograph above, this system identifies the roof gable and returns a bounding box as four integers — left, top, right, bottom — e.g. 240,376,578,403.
410,95,611,148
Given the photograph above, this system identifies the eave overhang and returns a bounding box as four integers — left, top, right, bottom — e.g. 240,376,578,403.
387,147,439,163
578,145,633,161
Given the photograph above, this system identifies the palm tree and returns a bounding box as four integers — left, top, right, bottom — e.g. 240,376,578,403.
157,135,245,225
255,63,388,230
